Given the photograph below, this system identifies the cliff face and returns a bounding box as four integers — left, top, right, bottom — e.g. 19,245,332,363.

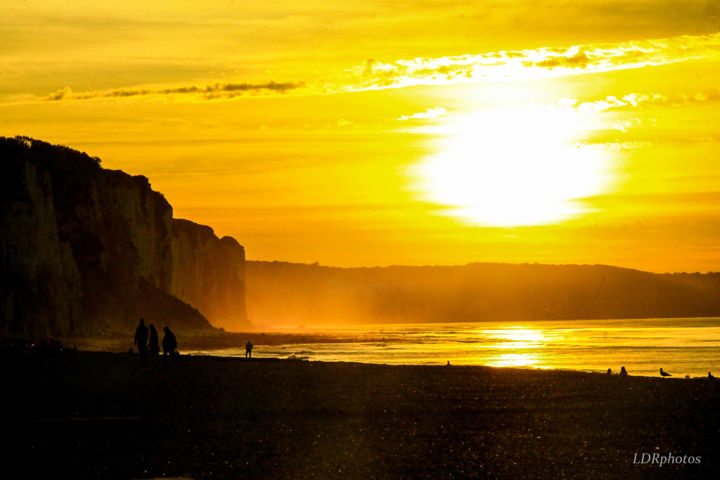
0,137,248,338
170,219,247,331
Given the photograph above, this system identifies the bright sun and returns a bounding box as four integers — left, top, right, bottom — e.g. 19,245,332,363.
412,105,614,227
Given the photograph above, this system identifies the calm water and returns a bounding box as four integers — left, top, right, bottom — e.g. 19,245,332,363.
187,318,720,378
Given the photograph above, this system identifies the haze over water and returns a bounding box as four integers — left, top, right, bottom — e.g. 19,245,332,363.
189,318,720,378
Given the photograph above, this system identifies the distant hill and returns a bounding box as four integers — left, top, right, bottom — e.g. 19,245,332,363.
1,137,248,339
247,261,720,325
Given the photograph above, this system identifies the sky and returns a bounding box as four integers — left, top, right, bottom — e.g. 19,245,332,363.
3,0,720,272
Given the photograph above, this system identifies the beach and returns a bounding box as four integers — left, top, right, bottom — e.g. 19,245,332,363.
2,352,719,479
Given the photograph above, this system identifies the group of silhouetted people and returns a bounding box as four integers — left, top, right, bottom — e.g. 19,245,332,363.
134,318,177,365
606,366,629,376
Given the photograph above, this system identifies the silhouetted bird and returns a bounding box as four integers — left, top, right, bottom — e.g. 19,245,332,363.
709,371,714,379
620,366,628,377
660,368,671,377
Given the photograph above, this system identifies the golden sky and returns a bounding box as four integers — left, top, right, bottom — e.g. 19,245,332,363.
4,0,720,272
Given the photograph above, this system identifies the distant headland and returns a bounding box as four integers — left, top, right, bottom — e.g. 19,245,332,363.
247,260,720,325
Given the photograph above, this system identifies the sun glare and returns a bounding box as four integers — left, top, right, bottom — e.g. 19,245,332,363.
412,105,615,227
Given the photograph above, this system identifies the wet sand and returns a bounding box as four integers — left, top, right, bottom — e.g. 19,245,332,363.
2,352,719,479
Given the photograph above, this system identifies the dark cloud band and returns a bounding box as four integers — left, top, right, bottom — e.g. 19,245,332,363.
45,81,304,102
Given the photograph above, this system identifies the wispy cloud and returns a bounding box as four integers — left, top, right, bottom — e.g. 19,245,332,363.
348,32,720,90
18,32,720,106
43,81,304,102
397,107,447,121
560,89,720,113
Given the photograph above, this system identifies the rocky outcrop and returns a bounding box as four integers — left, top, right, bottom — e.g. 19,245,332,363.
0,137,248,339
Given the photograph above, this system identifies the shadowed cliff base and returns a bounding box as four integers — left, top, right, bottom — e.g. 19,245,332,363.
1,352,718,479
0,137,248,340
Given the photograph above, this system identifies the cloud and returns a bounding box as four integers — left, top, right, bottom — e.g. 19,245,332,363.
23,32,720,106
567,89,720,113
397,107,447,121
44,81,304,102
46,86,73,101
347,32,720,91
532,49,592,68
575,95,648,113
612,118,642,132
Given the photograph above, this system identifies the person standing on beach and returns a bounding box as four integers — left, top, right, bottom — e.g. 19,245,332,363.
134,318,149,366
148,324,160,363
162,326,177,360
245,340,254,359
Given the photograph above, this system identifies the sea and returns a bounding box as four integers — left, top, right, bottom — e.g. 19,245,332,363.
186,318,720,378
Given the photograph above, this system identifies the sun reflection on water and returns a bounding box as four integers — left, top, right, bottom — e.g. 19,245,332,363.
187,319,720,376
491,327,546,344
486,352,540,367
482,326,547,367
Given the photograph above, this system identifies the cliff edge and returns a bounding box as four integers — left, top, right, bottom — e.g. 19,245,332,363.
0,137,248,338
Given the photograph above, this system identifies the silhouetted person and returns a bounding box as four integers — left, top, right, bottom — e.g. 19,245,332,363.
148,324,159,363
660,368,671,377
134,318,149,366
709,371,715,379
245,340,253,359
606,368,612,375
619,366,628,377
163,326,177,360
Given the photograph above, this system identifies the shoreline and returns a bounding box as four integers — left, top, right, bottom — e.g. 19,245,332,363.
32,316,720,380
15,336,718,379
11,334,718,380
183,352,712,380
4,351,720,478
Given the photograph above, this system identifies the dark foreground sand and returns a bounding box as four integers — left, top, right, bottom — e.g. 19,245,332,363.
2,352,719,479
